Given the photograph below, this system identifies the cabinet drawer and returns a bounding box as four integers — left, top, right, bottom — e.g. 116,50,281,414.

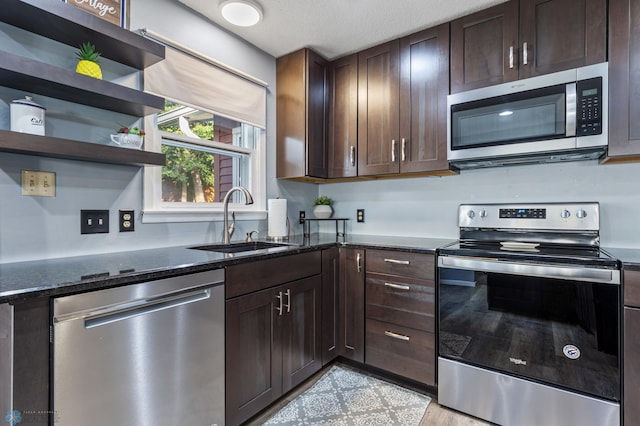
366,273,434,332
365,318,435,385
226,251,321,299
625,269,640,307
366,250,434,279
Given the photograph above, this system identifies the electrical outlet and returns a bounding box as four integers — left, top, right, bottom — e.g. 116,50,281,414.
81,210,109,234
357,209,365,223
119,210,135,232
299,210,306,224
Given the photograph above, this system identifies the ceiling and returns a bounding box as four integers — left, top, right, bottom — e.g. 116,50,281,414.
177,0,507,60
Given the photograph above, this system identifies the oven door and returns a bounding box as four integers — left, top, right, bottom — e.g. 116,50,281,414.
438,255,620,402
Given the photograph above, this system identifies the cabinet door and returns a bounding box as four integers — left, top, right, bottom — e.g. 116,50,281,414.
280,275,322,393
625,306,640,426
608,0,640,159
226,288,281,426
328,54,358,178
357,41,400,176
339,248,365,362
450,1,519,93
518,0,606,79
321,247,340,365
276,48,328,179
399,24,450,174
307,49,329,178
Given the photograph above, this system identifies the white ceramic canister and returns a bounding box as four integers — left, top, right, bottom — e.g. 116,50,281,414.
10,96,45,136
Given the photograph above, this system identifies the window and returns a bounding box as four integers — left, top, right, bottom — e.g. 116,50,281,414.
141,35,267,223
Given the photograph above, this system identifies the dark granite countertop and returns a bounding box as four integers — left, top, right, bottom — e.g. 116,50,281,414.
603,247,640,269
0,234,454,304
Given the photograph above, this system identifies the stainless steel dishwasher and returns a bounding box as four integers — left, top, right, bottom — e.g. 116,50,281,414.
52,269,225,426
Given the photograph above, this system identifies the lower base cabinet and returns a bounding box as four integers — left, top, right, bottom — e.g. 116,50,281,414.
225,253,322,426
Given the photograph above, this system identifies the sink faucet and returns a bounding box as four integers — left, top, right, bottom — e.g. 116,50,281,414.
222,186,254,244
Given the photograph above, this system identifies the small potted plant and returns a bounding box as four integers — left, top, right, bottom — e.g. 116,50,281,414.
313,195,333,218
75,42,102,80
110,126,146,149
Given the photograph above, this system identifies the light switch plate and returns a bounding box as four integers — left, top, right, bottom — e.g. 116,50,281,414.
21,170,56,197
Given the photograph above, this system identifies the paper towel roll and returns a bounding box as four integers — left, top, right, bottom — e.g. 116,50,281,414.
268,198,288,238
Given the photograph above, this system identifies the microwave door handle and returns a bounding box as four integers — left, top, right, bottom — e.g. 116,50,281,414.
566,82,577,137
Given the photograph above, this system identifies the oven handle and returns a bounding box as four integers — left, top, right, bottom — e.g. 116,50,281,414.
438,255,620,284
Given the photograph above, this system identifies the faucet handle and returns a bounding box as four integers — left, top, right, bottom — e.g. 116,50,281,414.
246,230,258,242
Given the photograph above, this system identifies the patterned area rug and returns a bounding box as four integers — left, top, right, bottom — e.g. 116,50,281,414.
263,365,431,425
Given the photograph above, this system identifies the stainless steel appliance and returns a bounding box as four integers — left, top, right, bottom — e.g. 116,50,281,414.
438,202,620,426
447,63,608,169
53,269,225,426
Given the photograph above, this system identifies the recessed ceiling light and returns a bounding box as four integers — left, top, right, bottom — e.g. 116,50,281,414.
220,0,263,27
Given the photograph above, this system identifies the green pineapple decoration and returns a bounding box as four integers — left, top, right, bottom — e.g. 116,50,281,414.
75,42,102,79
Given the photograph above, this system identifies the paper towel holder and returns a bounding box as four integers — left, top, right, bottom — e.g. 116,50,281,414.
267,217,290,242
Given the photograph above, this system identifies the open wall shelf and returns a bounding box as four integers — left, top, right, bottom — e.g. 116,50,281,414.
0,130,165,167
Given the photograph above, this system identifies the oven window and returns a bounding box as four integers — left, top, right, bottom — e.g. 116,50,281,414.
438,269,620,401
451,84,566,149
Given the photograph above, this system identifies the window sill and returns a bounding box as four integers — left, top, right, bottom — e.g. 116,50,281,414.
142,209,267,223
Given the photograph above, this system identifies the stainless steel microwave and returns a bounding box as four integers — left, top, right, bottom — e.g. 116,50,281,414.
447,62,608,169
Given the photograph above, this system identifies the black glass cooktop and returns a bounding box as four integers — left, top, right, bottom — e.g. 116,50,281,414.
439,241,620,269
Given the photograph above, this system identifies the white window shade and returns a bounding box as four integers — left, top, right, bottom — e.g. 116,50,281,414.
145,46,266,129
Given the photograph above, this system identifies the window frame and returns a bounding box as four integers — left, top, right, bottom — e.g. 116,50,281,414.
141,110,266,224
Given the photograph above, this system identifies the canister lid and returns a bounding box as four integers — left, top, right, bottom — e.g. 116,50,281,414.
11,96,46,110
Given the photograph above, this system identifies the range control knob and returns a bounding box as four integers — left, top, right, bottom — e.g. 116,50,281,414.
560,209,571,219
467,210,476,219
479,209,487,218
576,209,588,219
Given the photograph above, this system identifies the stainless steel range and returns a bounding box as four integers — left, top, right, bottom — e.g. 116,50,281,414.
437,202,620,426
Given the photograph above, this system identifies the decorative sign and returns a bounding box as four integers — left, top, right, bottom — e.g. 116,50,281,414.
62,0,129,28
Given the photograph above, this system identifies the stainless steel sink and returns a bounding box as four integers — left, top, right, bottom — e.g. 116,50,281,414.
189,241,294,253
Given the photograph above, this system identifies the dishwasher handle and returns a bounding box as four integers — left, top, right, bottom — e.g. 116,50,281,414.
82,288,211,329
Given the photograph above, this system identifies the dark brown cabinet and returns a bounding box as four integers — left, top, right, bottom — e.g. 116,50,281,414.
321,247,340,364
357,25,451,177
328,54,358,178
225,252,322,426
339,248,365,362
451,0,606,93
276,48,329,180
606,0,640,161
364,249,436,385
624,269,640,426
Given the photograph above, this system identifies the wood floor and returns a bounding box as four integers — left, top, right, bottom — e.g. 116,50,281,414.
246,362,493,426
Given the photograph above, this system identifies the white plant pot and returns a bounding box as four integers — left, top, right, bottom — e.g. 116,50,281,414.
313,205,333,219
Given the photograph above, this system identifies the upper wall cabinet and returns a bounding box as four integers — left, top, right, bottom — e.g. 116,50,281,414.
357,24,452,177
276,48,329,180
328,54,358,178
450,0,606,93
606,0,640,161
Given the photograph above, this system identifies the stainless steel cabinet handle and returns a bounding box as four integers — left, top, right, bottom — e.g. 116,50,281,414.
284,289,291,313
350,146,355,166
509,45,514,69
384,330,410,341
391,139,396,162
384,258,410,265
522,42,528,65
83,289,211,329
276,291,284,316
384,282,411,291
401,138,406,162
356,252,362,273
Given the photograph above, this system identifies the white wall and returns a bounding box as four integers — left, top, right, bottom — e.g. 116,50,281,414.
320,159,640,248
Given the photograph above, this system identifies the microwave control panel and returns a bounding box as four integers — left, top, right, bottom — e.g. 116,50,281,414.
576,77,602,136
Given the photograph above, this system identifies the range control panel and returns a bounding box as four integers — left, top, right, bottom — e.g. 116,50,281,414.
459,202,599,231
